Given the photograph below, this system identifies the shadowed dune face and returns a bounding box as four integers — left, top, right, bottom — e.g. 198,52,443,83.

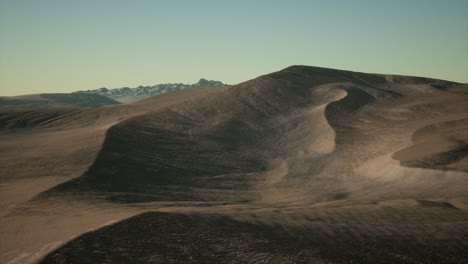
2,66,468,263
393,118,468,172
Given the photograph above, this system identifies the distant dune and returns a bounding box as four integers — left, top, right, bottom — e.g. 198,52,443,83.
1,66,467,263
0,93,120,108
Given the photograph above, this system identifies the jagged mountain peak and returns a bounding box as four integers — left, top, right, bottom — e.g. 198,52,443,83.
193,78,224,87
75,79,228,103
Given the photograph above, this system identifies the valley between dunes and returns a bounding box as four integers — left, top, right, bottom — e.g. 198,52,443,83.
1,66,468,263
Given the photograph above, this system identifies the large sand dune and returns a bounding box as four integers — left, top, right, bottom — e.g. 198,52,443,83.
1,66,467,263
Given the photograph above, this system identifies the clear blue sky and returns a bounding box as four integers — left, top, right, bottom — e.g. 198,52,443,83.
1,0,467,95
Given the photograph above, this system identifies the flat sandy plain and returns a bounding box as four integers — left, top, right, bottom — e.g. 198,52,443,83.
1,66,467,263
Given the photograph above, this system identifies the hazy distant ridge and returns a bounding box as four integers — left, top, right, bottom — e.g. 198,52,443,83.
0,93,120,108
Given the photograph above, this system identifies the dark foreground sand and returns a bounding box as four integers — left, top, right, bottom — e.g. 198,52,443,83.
41,209,468,264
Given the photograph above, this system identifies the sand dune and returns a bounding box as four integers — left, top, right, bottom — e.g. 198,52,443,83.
1,66,467,263
46,66,468,204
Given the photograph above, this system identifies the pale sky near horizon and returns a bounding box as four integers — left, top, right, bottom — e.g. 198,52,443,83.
1,0,467,96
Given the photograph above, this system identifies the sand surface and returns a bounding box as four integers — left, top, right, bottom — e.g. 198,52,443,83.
1,66,467,263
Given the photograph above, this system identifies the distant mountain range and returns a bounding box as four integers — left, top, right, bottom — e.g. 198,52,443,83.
75,78,228,103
